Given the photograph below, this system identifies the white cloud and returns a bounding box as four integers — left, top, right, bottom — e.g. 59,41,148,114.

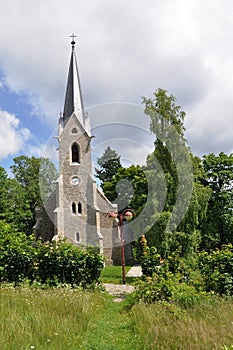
0,0,232,157
0,110,31,160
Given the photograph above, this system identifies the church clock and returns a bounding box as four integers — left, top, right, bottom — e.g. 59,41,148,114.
71,176,80,186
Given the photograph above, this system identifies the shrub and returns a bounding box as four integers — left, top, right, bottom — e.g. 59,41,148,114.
140,246,161,277
199,244,233,295
129,249,213,309
0,223,35,285
31,240,104,287
0,222,104,287
141,246,203,288
127,268,213,309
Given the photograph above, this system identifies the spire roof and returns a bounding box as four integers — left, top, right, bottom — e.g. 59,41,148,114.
63,36,84,125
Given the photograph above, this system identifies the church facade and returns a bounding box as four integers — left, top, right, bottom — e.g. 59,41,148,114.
35,39,134,265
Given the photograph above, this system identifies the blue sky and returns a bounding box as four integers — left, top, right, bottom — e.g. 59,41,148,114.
0,76,52,172
0,0,232,174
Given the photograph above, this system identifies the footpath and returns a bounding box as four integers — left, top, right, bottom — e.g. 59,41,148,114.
103,265,142,302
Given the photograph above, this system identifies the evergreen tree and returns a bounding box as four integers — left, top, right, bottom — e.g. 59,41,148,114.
95,146,122,191
102,164,148,213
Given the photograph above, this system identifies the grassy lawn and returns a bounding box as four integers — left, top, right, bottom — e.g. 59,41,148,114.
100,265,140,284
100,265,132,284
1,285,233,350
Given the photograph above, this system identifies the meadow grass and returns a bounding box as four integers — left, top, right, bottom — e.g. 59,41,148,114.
0,286,137,350
131,299,233,350
1,285,233,350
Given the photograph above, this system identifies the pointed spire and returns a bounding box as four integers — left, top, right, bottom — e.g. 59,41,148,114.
63,35,85,125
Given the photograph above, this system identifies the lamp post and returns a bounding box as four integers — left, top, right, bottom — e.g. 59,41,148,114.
108,208,135,284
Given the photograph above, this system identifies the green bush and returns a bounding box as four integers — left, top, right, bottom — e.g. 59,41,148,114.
141,247,203,287
128,267,213,309
199,244,233,295
31,240,104,287
130,247,212,308
0,221,104,287
0,222,35,285
140,246,161,277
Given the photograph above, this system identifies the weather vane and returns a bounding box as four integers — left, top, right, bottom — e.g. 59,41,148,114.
70,33,77,48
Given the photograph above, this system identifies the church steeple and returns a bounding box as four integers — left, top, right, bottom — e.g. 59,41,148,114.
63,35,85,126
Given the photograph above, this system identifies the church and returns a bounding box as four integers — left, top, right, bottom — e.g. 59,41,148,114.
35,37,134,265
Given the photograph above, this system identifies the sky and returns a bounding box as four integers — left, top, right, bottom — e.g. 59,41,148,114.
0,0,232,173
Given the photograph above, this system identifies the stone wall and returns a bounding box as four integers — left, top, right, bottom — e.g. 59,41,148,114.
35,191,56,242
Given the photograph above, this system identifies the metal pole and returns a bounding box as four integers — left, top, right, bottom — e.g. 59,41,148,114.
119,215,126,284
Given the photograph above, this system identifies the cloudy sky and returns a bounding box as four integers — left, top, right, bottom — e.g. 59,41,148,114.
0,0,232,172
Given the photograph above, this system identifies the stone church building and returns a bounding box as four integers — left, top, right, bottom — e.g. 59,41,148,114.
35,38,134,265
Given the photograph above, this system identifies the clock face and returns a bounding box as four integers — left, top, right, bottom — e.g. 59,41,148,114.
71,176,80,186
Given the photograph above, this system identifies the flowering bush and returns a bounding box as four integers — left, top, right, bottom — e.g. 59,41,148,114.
199,244,233,295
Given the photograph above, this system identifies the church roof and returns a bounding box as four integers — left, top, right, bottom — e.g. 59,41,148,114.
63,36,85,125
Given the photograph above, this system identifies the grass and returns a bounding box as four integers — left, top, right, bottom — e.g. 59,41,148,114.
0,286,137,350
100,265,132,284
100,265,139,284
1,285,233,349
130,299,233,350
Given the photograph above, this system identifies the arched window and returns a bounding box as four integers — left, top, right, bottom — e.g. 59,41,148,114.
78,202,82,214
71,143,80,163
72,202,76,214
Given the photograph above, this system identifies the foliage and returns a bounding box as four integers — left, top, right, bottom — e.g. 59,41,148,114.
103,164,148,213
32,240,104,287
142,88,186,139
0,222,104,287
136,246,213,307
144,88,186,213
142,89,204,258
128,264,213,309
201,152,233,248
199,244,233,295
0,221,35,285
0,167,9,219
140,243,233,300
144,157,210,258
0,156,58,235
95,146,122,191
140,246,161,277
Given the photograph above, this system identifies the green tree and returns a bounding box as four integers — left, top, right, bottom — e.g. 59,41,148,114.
95,146,122,190
5,179,33,235
102,164,148,214
0,220,35,285
6,156,58,235
0,167,10,219
143,88,187,210
201,152,233,248
142,89,202,257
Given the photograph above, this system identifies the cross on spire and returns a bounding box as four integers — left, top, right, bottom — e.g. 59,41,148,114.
70,33,77,48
